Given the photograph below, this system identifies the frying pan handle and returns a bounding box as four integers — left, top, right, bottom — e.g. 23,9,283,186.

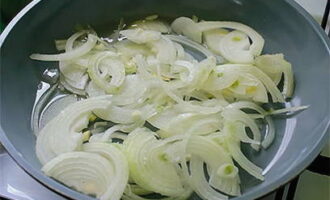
307,155,330,176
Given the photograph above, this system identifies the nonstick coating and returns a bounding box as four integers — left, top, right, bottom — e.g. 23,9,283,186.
0,0,329,200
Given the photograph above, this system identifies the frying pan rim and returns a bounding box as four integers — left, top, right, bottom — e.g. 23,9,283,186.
0,0,329,200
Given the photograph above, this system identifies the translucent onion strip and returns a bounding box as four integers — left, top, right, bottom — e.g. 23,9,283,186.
42,151,119,200
36,96,111,164
197,21,264,56
30,34,97,61
82,143,129,200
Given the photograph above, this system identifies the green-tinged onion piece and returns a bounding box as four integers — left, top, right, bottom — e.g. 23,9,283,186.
214,64,285,103
123,128,188,197
223,121,264,180
203,28,229,55
198,21,264,57
219,31,253,64
187,135,241,196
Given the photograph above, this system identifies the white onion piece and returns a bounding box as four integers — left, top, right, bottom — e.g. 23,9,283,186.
30,34,97,61
55,40,66,51
198,21,264,56
171,17,202,43
123,128,186,196
89,125,123,143
219,31,254,64
59,75,86,96
228,74,268,102
203,28,229,55
227,101,267,115
114,40,151,59
206,67,269,102
255,54,294,98
173,56,215,89
174,42,185,60
85,80,106,97
148,105,221,137
268,105,309,116
88,51,126,93
120,28,161,44
150,36,177,64
59,61,88,90
111,75,148,106
189,156,228,200
166,35,224,63
261,116,275,149
36,96,111,164
82,143,129,200
209,163,241,196
224,121,264,180
94,103,156,125
215,64,285,102
130,19,171,33
187,136,240,196
65,30,88,52
222,108,261,150
42,151,118,200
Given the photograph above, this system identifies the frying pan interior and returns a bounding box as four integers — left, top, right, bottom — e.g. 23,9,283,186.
0,0,329,199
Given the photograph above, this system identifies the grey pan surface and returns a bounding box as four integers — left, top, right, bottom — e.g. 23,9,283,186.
0,0,329,199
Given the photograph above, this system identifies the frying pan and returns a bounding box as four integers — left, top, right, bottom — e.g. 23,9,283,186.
0,0,329,199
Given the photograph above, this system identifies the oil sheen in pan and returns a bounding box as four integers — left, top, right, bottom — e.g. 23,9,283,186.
31,68,79,134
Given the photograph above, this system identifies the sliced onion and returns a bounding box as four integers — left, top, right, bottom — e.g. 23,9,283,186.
59,75,86,96
261,116,275,149
30,34,97,61
223,121,264,180
85,80,106,97
215,64,285,102
120,28,161,44
111,74,148,105
255,54,294,98
186,135,240,196
36,96,111,164
150,36,177,64
123,128,186,196
203,28,229,55
65,30,89,52
87,51,126,93
222,108,261,150
148,105,221,137
59,61,89,90
94,103,156,125
130,19,171,33
219,31,254,64
82,143,129,200
198,21,264,57
55,40,66,51
171,17,202,43
189,156,228,200
42,151,120,200
166,35,224,63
